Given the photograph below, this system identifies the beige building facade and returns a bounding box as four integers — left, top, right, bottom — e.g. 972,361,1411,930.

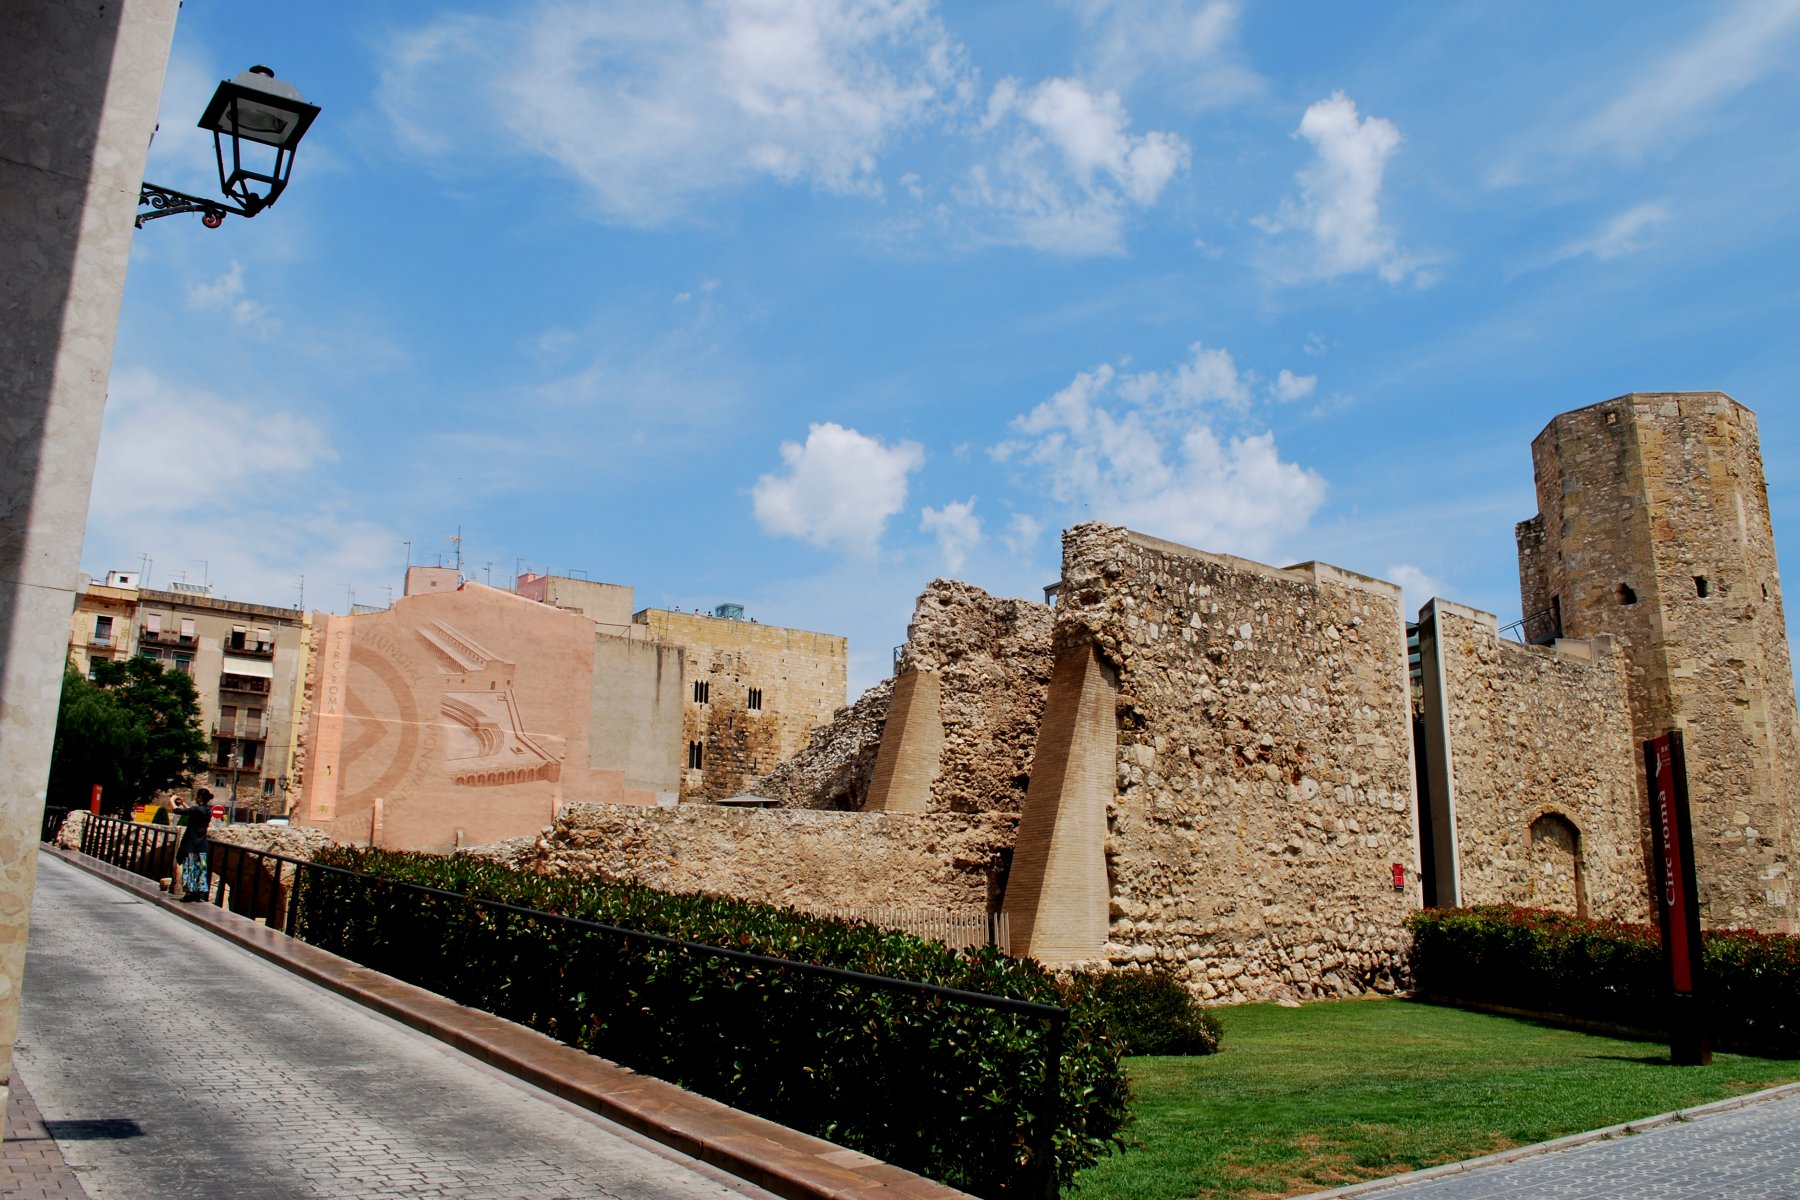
67,573,310,814
292,571,847,850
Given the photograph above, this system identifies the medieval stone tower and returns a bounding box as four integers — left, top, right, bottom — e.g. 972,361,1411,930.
1516,392,1798,930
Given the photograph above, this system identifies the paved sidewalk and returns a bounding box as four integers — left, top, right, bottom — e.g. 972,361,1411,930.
16,853,781,1200
2,1069,90,1199
1332,1089,1800,1199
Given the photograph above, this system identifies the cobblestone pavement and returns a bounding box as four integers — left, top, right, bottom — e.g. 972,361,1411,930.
3,1069,92,1199
1352,1091,1800,1199
15,854,777,1200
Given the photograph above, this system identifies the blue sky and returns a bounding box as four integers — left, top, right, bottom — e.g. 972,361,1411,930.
91,0,1800,697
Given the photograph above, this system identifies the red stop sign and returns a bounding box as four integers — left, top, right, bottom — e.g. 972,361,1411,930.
210,805,225,819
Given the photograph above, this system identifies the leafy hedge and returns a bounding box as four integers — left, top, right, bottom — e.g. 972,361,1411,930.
1069,968,1222,1056
1407,905,1800,1055
295,846,1128,1195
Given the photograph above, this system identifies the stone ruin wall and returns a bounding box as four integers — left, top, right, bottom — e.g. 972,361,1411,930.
893,580,1054,813
1053,525,1420,1001
1427,603,1650,922
482,802,1013,916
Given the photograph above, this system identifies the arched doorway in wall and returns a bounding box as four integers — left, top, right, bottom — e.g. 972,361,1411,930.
1528,812,1586,917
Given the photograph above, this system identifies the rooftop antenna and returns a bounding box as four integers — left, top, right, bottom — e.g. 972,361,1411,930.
483,562,493,586
403,539,412,567
449,525,463,575
199,559,209,586
346,584,354,612
294,575,304,610
515,556,527,585
138,552,152,585
383,585,393,606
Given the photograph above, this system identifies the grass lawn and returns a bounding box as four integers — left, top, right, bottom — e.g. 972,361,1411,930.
1072,997,1800,1200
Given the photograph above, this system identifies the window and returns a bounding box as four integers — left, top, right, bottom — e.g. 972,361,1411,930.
1694,576,1710,598
144,612,161,634
174,655,192,674
179,617,196,642
1618,583,1637,605
693,680,710,703
230,625,247,649
262,778,275,796
687,741,704,769
219,705,237,734
93,615,113,642
747,687,763,711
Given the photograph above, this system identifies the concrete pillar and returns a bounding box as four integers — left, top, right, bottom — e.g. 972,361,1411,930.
1001,637,1117,964
863,669,942,813
0,0,179,1110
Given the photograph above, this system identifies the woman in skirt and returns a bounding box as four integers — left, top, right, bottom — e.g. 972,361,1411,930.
172,787,214,902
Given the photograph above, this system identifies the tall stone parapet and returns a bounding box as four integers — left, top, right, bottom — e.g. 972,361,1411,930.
1518,394,1798,930
1030,524,1419,999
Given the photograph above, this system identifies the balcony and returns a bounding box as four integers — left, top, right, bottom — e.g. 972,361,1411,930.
223,639,275,659
139,629,197,649
218,675,272,695
212,721,268,741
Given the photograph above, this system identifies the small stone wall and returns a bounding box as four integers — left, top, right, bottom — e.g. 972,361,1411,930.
1421,601,1649,922
487,802,1016,915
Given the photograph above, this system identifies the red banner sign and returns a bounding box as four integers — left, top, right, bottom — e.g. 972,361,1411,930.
1647,735,1693,992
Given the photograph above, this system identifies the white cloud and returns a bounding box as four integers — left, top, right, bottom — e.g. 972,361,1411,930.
1002,512,1044,554
920,498,982,571
1560,202,1672,262
383,1,969,225
752,423,924,554
996,347,1326,561
962,76,1189,254
185,261,280,335
83,367,399,612
1064,0,1262,108
1387,563,1444,615
1568,0,1800,163
1270,369,1317,403
1257,92,1420,284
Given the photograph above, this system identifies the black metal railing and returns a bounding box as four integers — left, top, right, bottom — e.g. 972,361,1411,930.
75,812,181,883
40,806,71,844
61,823,1070,1196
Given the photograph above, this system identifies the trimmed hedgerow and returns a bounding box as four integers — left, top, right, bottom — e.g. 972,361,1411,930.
1407,905,1800,1056
294,846,1127,1196
1068,968,1222,1057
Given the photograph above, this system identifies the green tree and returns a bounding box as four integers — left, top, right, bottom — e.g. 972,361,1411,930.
48,657,209,813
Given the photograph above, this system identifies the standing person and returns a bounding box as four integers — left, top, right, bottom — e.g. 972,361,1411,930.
172,788,214,902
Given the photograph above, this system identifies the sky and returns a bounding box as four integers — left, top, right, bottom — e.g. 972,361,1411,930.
90,0,1800,699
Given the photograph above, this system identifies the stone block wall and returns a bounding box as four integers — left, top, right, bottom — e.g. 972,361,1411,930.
1041,525,1419,1000
1419,600,1649,922
635,610,847,802
488,802,1014,915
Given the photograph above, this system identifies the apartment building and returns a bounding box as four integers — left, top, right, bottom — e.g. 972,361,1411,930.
69,572,311,815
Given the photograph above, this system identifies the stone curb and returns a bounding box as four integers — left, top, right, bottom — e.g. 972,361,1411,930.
42,845,973,1200
1299,1078,1800,1198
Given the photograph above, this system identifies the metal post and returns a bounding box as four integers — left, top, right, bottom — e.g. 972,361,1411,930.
285,860,303,936
1033,1012,1065,1199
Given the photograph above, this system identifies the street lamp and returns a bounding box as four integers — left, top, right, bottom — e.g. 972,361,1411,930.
137,66,321,228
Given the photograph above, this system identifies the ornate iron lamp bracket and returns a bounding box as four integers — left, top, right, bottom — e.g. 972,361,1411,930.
136,184,248,229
